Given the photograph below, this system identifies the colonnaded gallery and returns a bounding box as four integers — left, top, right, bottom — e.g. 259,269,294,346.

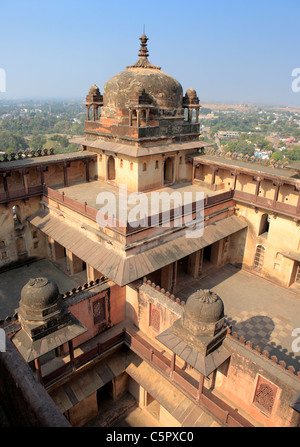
0,35,299,428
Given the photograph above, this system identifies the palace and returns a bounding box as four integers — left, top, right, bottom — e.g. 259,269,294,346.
0,34,299,428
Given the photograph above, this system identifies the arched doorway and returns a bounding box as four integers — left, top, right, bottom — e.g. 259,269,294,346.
164,157,173,184
108,156,116,181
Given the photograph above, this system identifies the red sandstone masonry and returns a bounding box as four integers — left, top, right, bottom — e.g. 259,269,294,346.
141,276,300,380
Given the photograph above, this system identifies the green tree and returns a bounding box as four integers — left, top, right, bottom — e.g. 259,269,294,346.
0,130,29,153
271,151,284,161
30,135,46,151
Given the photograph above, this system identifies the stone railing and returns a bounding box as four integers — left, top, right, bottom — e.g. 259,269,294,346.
204,147,292,171
0,148,55,163
227,327,300,380
61,276,108,299
141,277,186,309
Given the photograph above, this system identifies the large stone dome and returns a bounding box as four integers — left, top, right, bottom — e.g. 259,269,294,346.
102,34,183,111
103,68,183,110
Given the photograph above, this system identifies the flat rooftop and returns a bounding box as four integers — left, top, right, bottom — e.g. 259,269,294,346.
0,151,97,171
190,153,300,182
52,180,223,219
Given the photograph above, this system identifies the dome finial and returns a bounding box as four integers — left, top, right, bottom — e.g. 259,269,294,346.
138,33,149,58
127,33,161,70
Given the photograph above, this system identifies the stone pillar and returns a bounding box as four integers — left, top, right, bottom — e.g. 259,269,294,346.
197,373,204,401
68,340,75,368
63,163,68,187
171,261,178,293
34,358,43,385
84,159,90,183
129,109,132,126
66,250,83,275
296,188,300,214
22,170,29,194
161,262,177,293
146,108,150,126
232,171,239,190
137,110,141,128
211,167,218,189
170,352,176,377
188,250,202,278
254,176,262,201
1,173,9,199
272,182,281,207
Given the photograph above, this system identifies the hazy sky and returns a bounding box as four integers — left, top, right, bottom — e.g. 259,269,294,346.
1,0,300,106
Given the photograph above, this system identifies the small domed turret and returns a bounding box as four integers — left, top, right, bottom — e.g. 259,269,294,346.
184,289,224,324
19,277,61,321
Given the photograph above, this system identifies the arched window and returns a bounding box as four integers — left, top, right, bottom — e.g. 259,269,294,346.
143,162,147,172
130,162,133,171
120,159,123,168
259,213,270,236
253,245,265,273
12,205,22,225
155,160,159,169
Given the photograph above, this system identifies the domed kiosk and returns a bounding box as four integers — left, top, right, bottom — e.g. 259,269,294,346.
11,277,87,364
19,277,62,321
156,289,230,378
79,33,201,147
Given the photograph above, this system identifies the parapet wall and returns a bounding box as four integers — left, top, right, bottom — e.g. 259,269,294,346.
0,335,70,427
219,333,300,427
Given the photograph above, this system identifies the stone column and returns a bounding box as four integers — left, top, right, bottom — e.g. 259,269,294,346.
188,250,202,278
129,109,132,126
66,250,83,276
197,373,204,401
68,340,75,368
63,163,68,187
272,182,282,207
161,262,177,293
296,188,300,214
84,159,90,183
1,173,9,199
137,110,141,128
254,176,262,201
211,167,218,189
34,358,43,385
